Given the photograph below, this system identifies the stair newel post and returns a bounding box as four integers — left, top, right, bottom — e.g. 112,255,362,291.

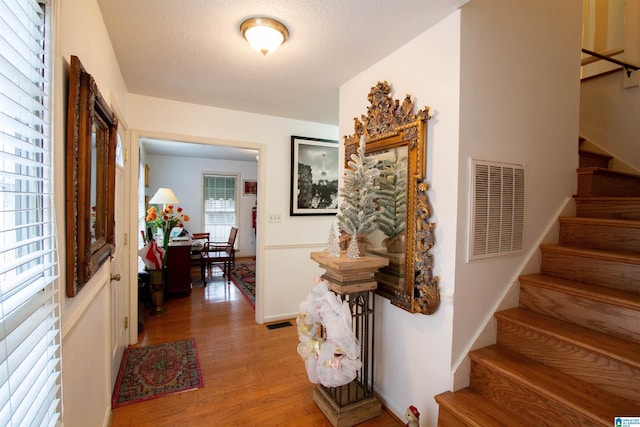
310,251,388,427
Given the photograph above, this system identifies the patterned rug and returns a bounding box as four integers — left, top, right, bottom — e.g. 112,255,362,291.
229,262,255,309
112,339,204,408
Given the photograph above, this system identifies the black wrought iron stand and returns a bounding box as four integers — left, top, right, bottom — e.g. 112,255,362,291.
310,252,388,427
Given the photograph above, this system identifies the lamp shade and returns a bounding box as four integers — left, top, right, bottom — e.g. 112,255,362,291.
149,187,179,205
240,17,288,55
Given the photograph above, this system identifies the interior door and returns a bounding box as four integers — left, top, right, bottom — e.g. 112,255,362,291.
110,123,130,387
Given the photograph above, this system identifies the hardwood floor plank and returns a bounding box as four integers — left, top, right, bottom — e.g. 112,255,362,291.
111,268,402,426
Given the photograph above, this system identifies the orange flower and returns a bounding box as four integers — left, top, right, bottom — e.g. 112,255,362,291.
145,206,158,222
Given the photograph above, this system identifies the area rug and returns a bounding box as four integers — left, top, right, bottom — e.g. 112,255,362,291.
229,262,256,309
112,338,204,408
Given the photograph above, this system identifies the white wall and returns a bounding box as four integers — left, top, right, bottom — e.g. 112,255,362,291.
145,155,258,257
580,71,640,171
454,0,582,384
340,12,461,424
55,0,130,425
127,95,337,323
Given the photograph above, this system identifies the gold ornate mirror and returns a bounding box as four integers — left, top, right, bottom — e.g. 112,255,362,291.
344,81,439,314
66,55,117,297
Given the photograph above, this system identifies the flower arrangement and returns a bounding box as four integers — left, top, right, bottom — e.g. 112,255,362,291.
145,204,190,248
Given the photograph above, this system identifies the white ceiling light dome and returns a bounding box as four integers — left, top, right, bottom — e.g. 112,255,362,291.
240,17,289,55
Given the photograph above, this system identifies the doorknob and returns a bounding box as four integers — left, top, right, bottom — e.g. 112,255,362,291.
110,274,121,281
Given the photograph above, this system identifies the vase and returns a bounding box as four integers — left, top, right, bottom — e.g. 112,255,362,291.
383,233,405,254
163,230,170,251
357,235,370,256
339,233,371,257
149,269,166,315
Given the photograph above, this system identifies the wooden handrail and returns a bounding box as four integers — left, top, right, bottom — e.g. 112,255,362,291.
582,48,639,77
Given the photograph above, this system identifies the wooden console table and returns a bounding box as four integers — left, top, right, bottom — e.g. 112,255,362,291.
165,241,192,295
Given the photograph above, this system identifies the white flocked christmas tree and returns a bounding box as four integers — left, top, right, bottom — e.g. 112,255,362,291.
336,135,380,258
375,152,407,244
326,223,341,257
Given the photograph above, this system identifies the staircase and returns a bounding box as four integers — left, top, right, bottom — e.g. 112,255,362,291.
435,144,640,426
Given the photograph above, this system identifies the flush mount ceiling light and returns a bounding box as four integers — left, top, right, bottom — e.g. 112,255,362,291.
240,17,289,56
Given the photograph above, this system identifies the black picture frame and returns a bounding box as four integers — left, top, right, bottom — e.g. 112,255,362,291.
290,136,339,216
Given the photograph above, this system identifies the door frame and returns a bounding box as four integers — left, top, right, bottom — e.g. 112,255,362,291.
128,130,266,336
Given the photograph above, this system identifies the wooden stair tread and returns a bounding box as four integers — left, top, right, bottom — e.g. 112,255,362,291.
574,197,640,220
519,273,640,310
540,243,640,265
470,345,640,420
574,196,640,202
558,216,640,228
579,150,613,169
557,217,640,253
495,308,640,368
577,166,640,179
578,149,613,161
576,167,640,197
435,389,527,427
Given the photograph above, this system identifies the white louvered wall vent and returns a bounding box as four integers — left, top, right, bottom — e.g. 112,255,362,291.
469,159,525,261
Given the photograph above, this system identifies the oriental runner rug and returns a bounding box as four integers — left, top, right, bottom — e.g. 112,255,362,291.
112,339,204,408
229,262,256,309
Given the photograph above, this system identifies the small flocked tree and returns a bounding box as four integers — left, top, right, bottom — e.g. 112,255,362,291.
325,223,341,257
346,233,360,259
336,136,380,256
375,153,407,240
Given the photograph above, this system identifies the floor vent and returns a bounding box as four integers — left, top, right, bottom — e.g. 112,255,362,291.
469,159,525,261
266,321,293,330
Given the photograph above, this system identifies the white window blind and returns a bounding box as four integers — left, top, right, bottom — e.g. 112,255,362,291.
203,174,237,243
0,0,61,426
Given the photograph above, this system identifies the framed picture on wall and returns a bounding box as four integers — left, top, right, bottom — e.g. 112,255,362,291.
243,180,257,195
144,164,150,187
290,135,339,216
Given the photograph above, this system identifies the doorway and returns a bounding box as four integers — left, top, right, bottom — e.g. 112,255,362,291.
134,135,262,327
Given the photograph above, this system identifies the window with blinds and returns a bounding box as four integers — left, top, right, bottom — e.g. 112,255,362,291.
0,0,61,425
203,174,238,243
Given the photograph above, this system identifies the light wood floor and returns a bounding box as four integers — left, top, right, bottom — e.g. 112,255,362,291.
111,264,403,426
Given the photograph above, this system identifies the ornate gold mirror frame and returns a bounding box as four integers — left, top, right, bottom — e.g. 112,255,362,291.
344,81,439,314
66,55,117,297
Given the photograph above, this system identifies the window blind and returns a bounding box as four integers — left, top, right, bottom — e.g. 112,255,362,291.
0,0,61,425
203,174,237,242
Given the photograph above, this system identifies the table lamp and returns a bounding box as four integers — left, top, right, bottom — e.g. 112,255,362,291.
149,187,179,211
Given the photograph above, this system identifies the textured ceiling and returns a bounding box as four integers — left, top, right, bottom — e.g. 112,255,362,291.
98,0,466,127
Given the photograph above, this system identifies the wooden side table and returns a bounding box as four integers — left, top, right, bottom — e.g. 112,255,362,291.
165,241,192,296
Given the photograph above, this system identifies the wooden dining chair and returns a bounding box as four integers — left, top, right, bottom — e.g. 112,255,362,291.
190,232,210,269
201,227,238,283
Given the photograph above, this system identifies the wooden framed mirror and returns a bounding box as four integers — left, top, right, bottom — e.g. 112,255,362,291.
344,81,439,314
66,55,117,297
